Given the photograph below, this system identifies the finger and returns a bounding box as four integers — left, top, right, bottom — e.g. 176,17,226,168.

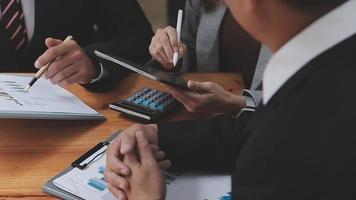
158,160,172,170
150,46,172,68
123,150,139,167
105,170,129,191
107,139,131,175
58,71,82,87
164,84,196,102
119,130,137,155
154,43,171,64
35,41,75,68
106,155,131,175
165,26,178,52
187,81,214,93
162,84,192,105
151,34,171,63
45,38,63,48
150,144,159,153
44,54,75,79
155,151,166,161
136,131,156,165
49,64,77,85
169,91,194,111
159,33,174,63
163,85,202,112
179,43,187,58
108,184,127,200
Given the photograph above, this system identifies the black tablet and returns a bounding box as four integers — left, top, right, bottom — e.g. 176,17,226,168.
94,50,190,90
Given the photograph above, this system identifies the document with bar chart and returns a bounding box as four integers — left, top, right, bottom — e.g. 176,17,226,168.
52,152,231,200
53,153,116,200
0,75,104,120
48,131,231,200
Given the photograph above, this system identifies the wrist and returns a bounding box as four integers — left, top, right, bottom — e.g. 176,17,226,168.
78,58,100,84
226,94,246,116
88,59,100,80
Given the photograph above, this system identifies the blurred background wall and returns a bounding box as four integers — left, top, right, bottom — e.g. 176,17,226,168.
138,0,168,31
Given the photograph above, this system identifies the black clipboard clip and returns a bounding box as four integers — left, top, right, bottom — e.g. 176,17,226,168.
71,141,110,170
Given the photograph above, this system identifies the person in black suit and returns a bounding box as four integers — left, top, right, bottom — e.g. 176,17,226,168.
105,0,356,200
0,0,153,91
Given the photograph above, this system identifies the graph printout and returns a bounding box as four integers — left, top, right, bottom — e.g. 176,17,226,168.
0,75,98,115
54,145,231,200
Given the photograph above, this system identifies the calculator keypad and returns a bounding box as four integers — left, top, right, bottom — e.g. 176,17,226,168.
125,88,177,112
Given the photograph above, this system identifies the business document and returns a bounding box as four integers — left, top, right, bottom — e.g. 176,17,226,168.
0,75,104,120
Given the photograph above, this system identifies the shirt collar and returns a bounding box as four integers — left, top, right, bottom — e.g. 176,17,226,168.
263,0,356,105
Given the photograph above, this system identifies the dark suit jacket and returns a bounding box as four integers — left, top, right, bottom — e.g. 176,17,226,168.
0,0,153,91
158,34,356,199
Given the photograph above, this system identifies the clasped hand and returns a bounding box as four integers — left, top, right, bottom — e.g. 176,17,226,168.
105,124,170,200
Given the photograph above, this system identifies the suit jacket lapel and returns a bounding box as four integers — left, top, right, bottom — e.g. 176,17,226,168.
0,22,16,56
247,33,356,135
196,4,226,72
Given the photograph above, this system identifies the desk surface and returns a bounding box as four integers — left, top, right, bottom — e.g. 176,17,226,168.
0,73,243,199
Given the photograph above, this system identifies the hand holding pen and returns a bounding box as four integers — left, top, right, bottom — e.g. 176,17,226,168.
25,36,73,91
149,9,186,70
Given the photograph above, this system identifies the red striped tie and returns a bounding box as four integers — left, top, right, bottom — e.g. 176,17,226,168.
1,0,28,51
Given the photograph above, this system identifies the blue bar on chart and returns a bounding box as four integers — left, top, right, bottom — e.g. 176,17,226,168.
98,166,105,175
88,177,107,191
219,192,232,200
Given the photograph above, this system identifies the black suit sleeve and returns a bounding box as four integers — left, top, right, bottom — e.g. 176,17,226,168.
83,0,154,92
158,110,255,173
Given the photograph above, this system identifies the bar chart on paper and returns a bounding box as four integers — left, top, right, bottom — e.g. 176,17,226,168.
88,166,107,191
54,155,117,200
0,79,56,107
53,150,231,200
0,75,104,120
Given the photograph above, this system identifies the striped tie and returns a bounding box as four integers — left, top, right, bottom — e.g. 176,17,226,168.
0,0,28,51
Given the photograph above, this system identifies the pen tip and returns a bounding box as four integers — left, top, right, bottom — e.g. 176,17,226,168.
24,85,30,91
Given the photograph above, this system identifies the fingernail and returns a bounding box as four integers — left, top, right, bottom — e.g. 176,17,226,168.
34,61,40,68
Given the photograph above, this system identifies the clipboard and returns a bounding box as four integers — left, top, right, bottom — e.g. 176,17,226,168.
43,130,232,200
42,131,120,200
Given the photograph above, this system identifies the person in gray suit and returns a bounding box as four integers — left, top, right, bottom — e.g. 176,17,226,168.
149,0,272,116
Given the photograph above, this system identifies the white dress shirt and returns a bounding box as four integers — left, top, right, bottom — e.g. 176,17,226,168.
263,0,356,105
0,0,104,82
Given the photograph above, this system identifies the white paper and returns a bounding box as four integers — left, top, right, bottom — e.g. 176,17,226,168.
0,75,99,116
54,151,231,200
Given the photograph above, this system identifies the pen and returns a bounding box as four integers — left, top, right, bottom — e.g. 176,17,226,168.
25,35,73,91
173,9,183,67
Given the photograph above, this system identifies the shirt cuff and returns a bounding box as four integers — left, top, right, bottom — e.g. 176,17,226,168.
242,89,258,109
90,62,105,84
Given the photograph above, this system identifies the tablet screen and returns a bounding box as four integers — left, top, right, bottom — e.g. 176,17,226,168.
94,51,189,90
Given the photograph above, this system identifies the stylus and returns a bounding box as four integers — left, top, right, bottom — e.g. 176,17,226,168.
173,9,183,67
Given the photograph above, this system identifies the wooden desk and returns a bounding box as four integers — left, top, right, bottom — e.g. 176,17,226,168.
0,73,243,199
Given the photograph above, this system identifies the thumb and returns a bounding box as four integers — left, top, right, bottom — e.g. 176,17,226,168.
136,131,156,165
187,81,213,93
45,38,63,48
